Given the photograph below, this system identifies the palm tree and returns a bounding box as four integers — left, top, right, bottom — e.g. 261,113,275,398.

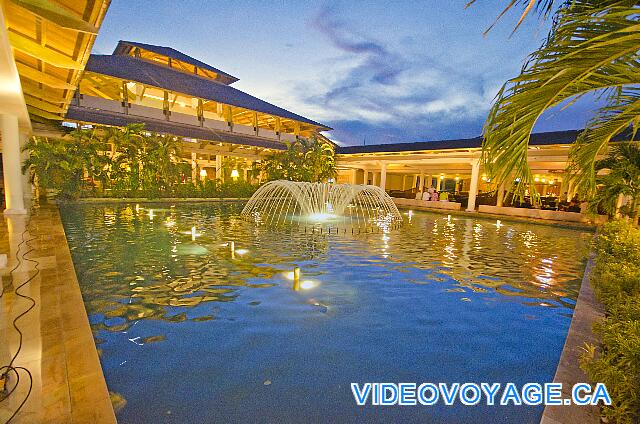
260,135,336,182
476,0,640,202
589,142,640,222
109,123,145,191
68,126,112,194
22,137,71,198
141,133,186,192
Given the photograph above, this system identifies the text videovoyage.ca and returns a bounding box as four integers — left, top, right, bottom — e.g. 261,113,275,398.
351,382,611,407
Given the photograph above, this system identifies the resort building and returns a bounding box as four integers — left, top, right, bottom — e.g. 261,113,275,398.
335,130,581,215
0,2,594,224
66,40,331,180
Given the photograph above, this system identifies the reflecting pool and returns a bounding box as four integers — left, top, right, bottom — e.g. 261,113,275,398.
59,203,591,423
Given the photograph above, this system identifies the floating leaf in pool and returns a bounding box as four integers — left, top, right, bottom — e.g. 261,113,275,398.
461,297,471,302
167,312,188,322
192,315,214,322
142,335,166,344
110,391,127,413
263,380,272,386
105,271,123,277
446,287,465,293
248,301,261,306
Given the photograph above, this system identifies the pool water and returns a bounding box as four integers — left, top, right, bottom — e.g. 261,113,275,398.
59,202,590,423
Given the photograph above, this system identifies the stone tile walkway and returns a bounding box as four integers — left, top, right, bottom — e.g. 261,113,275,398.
0,205,115,423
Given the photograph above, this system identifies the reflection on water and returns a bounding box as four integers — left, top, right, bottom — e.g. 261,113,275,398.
60,203,590,424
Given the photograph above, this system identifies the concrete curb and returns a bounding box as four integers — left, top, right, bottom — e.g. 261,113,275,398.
540,253,603,424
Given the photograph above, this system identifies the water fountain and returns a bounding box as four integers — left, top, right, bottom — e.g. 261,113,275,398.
241,180,403,232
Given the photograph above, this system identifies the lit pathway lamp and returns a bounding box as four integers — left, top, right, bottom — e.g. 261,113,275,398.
231,169,239,181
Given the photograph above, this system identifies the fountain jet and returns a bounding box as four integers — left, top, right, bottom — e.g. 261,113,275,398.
241,181,402,231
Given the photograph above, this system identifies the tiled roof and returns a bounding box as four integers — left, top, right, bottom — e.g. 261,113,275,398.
84,54,331,130
335,130,582,154
113,40,239,84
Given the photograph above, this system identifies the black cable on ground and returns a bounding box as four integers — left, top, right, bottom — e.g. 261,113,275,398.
0,207,39,423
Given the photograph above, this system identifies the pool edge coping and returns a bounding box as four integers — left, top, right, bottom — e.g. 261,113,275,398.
540,253,603,424
53,204,117,423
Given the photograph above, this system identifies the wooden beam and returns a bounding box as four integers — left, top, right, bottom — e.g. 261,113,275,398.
16,62,75,89
9,32,82,69
24,94,65,113
10,0,99,34
26,105,63,120
21,83,66,103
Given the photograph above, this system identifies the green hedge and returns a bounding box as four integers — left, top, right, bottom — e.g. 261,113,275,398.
82,180,260,200
581,220,640,423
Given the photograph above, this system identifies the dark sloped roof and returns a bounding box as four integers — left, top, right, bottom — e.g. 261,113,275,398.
114,40,239,84
335,130,581,154
85,54,331,131
66,106,287,150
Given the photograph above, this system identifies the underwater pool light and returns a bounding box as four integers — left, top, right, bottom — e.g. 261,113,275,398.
300,280,318,290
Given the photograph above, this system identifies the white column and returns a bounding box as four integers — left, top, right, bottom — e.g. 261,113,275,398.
496,181,506,207
566,181,574,202
380,164,387,191
436,175,442,191
351,168,358,184
466,159,481,212
419,171,425,192
191,152,197,183
413,174,418,189
401,175,407,191
426,174,432,189
2,115,26,214
216,155,223,181
19,133,32,203
244,159,251,182
373,172,379,187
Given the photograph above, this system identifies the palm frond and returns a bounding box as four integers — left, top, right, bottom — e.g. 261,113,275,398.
466,0,557,34
483,0,640,201
568,88,640,196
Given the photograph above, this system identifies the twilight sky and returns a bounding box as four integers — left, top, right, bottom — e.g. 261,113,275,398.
92,1,601,146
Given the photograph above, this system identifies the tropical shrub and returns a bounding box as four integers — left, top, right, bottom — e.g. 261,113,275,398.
581,220,640,423
260,135,336,182
588,143,640,222
23,123,260,199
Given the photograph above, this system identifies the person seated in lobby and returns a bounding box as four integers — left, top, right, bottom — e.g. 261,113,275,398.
422,190,431,201
440,191,449,201
432,190,440,201
415,191,422,200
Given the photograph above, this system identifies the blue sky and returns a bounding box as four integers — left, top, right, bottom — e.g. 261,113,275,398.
93,1,601,146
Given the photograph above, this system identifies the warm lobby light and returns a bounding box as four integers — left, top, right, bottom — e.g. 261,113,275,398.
200,169,207,178
231,169,239,179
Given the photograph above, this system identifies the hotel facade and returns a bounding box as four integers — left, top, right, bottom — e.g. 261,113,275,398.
0,0,592,222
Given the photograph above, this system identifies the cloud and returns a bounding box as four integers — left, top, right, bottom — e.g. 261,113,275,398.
283,5,505,145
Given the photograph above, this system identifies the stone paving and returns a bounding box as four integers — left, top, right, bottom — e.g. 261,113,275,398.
0,205,115,423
